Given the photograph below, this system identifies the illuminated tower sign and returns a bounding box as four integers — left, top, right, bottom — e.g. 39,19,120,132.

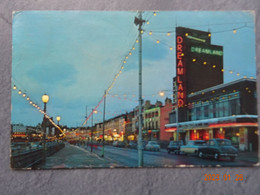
175,27,223,121
176,35,186,108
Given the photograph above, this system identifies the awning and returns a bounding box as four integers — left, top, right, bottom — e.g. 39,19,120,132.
165,115,258,131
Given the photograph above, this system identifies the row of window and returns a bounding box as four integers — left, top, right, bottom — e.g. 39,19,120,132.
191,92,240,120
145,111,159,118
145,121,159,130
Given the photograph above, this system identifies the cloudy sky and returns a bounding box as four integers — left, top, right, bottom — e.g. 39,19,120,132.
11,11,256,127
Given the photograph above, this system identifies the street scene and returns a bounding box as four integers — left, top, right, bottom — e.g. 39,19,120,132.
11,11,258,169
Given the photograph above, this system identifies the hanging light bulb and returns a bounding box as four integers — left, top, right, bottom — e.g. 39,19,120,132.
229,71,233,74
123,61,126,64
136,39,139,43
13,85,17,90
29,101,32,104
159,91,165,97
26,97,30,101
212,65,216,68
141,30,144,34
167,32,171,36
153,12,157,16
149,31,152,35
156,40,160,44
185,33,189,37
169,47,173,51
146,21,150,25
208,33,211,37
132,47,135,50
233,29,237,34
18,90,22,95
126,56,128,59
23,93,26,97
129,52,132,55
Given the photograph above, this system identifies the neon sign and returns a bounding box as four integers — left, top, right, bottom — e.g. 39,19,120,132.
190,46,223,56
176,36,186,108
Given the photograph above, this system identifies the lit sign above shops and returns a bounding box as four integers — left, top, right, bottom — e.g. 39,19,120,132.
187,35,206,43
190,46,223,56
176,36,186,108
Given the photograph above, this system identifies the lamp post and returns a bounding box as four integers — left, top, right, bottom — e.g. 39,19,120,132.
42,94,49,162
56,116,61,126
134,11,145,167
101,90,106,158
91,109,97,152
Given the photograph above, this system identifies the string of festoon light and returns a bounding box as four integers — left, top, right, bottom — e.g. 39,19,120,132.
82,35,140,126
80,12,159,126
11,83,65,137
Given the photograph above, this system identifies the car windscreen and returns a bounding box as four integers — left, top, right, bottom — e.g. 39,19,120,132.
216,140,231,146
194,141,206,146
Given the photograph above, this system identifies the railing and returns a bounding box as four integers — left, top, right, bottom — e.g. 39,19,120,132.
11,142,65,169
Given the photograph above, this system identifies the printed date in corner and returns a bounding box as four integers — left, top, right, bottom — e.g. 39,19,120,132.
204,174,243,181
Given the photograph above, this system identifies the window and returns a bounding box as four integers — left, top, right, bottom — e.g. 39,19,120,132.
196,107,201,120
204,105,209,118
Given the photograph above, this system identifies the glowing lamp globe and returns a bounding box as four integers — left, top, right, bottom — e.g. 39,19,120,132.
42,94,49,103
56,116,61,122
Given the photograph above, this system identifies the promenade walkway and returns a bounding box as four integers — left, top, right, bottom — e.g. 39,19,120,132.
37,143,120,169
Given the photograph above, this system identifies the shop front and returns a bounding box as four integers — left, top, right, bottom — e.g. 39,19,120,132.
165,115,258,151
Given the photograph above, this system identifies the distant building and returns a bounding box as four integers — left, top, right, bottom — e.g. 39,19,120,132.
143,100,161,141
12,123,26,133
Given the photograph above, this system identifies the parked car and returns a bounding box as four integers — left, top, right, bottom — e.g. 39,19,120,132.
112,141,119,147
117,141,126,148
145,141,160,152
128,141,137,149
197,139,238,161
167,141,183,154
180,140,206,155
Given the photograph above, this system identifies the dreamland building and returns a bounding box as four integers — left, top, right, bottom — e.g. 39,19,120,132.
164,27,258,152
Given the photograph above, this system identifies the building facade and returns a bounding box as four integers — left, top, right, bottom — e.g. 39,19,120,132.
166,78,258,151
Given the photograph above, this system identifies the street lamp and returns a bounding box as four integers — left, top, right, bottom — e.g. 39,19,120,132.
56,116,61,126
91,109,96,153
42,94,49,162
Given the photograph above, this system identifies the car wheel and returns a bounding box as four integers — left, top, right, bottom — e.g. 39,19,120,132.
198,151,203,158
167,149,171,154
214,152,220,161
230,156,236,162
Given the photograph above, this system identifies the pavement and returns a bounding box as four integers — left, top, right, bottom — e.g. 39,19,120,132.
236,152,259,164
36,143,121,169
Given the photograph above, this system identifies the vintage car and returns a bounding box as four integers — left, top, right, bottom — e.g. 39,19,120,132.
144,141,160,152
127,141,137,149
197,139,238,161
180,140,206,155
167,141,183,154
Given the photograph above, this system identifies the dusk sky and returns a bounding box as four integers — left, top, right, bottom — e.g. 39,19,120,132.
11,11,256,127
